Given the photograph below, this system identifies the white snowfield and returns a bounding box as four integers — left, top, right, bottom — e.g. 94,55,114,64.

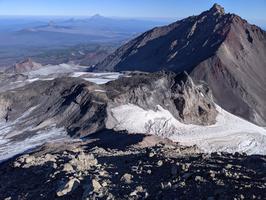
0,123,68,162
107,104,266,155
22,63,122,85
25,64,86,77
0,106,70,162
71,72,122,84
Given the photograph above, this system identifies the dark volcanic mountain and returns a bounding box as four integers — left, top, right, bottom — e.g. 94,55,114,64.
95,4,266,126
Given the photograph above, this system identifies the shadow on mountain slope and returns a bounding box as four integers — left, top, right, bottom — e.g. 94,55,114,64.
83,129,146,151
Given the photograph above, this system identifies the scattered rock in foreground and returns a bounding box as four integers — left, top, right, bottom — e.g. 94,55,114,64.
0,140,265,200
56,178,80,197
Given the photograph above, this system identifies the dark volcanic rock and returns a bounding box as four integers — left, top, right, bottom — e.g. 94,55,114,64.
94,4,266,126
0,139,265,200
95,4,231,73
0,72,217,138
106,71,217,125
0,78,108,138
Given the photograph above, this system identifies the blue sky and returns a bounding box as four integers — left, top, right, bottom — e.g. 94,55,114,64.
0,0,265,21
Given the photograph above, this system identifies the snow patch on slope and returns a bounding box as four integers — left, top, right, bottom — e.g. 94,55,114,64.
26,64,85,77
71,72,122,84
15,66,122,86
107,104,266,154
0,125,67,162
0,106,69,162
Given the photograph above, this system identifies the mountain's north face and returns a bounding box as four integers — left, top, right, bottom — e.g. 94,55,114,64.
95,4,266,126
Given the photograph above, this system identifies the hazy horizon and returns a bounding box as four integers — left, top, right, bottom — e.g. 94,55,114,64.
0,14,265,30
1,0,266,29
0,0,265,19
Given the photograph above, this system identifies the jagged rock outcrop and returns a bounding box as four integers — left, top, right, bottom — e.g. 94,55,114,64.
94,4,266,126
0,72,217,139
106,72,217,126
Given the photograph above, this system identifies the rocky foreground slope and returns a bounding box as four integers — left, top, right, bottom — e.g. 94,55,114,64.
0,133,265,200
94,4,266,126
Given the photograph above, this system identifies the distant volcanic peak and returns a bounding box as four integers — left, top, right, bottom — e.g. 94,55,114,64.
91,14,104,19
92,14,101,17
48,20,56,27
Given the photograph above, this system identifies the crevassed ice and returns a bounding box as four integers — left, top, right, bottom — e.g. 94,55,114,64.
107,104,266,155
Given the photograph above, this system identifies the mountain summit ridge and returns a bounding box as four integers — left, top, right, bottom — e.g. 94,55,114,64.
94,4,266,126
94,3,235,72
209,3,225,15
